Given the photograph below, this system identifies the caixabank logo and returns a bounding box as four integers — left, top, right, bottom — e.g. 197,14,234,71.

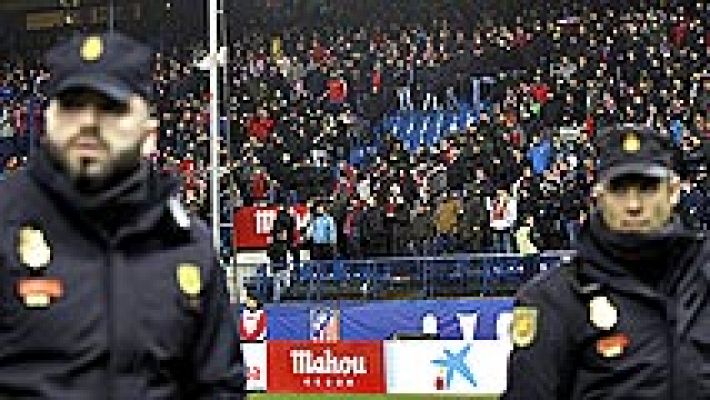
432,344,477,391
385,340,510,394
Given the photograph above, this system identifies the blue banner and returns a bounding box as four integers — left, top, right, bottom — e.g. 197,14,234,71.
261,298,513,341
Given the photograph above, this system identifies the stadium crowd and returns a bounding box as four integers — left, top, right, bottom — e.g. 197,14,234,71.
0,0,708,260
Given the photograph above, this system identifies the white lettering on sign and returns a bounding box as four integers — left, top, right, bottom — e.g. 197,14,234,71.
254,209,277,235
291,208,310,231
290,349,368,375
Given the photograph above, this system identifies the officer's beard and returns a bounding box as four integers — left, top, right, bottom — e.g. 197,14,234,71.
43,136,144,195
72,152,141,194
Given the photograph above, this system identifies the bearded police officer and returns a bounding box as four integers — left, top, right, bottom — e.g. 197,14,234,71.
503,125,710,399
0,32,245,398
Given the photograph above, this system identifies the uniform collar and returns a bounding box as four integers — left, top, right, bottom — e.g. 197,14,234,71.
28,144,181,242
575,213,702,297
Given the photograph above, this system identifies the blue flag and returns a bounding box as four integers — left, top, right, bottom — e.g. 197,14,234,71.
670,120,683,145
528,139,552,175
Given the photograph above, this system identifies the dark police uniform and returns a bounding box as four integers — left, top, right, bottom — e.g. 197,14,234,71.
0,32,245,399
503,126,710,399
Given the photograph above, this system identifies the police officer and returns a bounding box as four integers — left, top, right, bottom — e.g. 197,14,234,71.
0,32,245,398
503,125,710,399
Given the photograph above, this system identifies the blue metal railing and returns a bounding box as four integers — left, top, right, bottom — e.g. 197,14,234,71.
238,251,575,303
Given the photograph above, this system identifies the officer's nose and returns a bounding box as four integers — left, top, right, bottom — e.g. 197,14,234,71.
624,187,643,216
75,106,100,128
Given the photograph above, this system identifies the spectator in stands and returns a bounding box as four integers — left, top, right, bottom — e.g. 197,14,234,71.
360,196,388,257
268,203,296,301
408,203,435,256
514,215,539,256
306,202,337,260
268,203,296,267
458,186,488,252
487,188,518,252
343,199,364,259
434,191,461,254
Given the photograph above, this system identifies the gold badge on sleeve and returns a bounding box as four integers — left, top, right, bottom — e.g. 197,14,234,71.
177,263,202,297
511,306,538,348
589,295,618,331
17,227,52,271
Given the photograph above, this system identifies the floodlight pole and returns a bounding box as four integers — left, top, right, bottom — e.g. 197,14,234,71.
209,0,220,252
108,0,114,32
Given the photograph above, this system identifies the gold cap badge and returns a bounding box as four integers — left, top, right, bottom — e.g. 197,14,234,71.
177,263,202,296
511,306,538,348
18,227,52,270
81,36,103,62
622,132,641,153
589,295,618,331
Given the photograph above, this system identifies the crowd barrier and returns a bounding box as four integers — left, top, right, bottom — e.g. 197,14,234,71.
238,251,576,302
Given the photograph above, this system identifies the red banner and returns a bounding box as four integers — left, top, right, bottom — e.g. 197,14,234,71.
267,340,386,393
234,205,309,249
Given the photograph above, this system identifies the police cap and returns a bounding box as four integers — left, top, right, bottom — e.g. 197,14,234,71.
595,125,676,184
45,31,153,102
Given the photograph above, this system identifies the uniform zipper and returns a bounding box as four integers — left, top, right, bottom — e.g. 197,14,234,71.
666,299,676,400
106,243,116,400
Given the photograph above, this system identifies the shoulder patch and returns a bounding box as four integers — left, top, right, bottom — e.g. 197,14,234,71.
512,306,538,348
17,226,52,270
589,295,618,331
177,263,202,296
519,262,572,294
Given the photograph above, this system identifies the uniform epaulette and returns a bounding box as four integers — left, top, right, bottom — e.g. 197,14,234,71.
559,255,605,297
167,195,191,230
519,258,576,294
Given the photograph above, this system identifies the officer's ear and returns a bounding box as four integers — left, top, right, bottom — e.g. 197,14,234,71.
141,117,159,157
137,98,158,156
668,174,682,207
44,99,59,134
591,182,604,201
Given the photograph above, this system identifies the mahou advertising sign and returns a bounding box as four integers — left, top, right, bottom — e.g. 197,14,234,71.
267,340,386,393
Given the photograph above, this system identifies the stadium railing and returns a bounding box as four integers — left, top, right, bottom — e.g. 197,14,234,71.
236,250,576,303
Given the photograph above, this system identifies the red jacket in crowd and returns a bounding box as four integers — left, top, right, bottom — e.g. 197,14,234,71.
327,79,347,103
531,84,550,104
251,171,267,200
247,116,275,142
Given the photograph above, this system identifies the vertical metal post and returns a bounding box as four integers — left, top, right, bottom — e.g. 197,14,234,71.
217,0,238,292
108,0,115,32
209,0,220,252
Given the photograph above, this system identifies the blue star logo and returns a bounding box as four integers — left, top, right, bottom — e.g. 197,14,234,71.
431,344,477,389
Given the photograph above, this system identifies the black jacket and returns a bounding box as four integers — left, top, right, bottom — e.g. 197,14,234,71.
504,215,710,400
0,148,245,399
